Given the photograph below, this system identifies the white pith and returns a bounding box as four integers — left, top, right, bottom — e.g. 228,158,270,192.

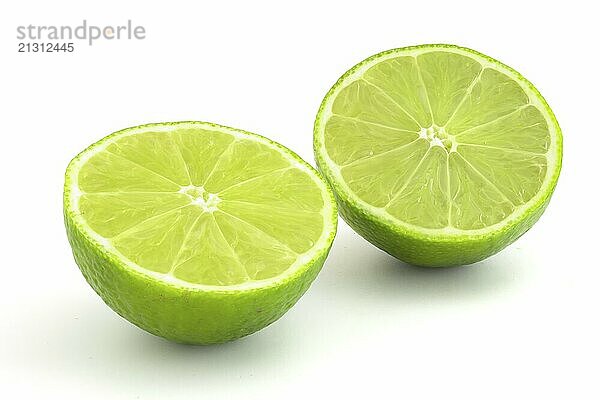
316,46,561,236
178,185,222,212
66,122,336,291
419,125,457,153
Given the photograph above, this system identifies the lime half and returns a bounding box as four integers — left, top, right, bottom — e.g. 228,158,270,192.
64,121,337,344
314,44,562,266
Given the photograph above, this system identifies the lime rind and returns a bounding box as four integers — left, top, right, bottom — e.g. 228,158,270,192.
65,121,338,293
314,44,562,245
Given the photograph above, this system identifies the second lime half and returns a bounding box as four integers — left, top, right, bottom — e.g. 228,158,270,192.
314,44,562,266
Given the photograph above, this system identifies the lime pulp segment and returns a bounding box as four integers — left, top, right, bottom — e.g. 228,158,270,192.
315,45,561,235
66,122,337,288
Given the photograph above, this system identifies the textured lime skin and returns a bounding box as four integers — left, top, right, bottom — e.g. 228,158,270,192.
314,44,562,267
65,212,330,343
65,121,337,344
330,189,552,266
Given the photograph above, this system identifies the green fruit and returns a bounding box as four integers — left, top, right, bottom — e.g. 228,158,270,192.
314,44,562,266
64,121,337,344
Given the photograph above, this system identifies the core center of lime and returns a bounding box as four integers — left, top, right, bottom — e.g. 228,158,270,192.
419,125,456,152
179,185,221,212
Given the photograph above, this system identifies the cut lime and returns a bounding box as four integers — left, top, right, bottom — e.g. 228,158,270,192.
64,121,337,344
314,44,562,266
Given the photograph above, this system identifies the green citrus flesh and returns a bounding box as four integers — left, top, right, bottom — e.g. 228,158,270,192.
64,121,337,344
314,44,562,267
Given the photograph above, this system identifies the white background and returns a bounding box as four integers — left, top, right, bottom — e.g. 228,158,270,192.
1,1,598,399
